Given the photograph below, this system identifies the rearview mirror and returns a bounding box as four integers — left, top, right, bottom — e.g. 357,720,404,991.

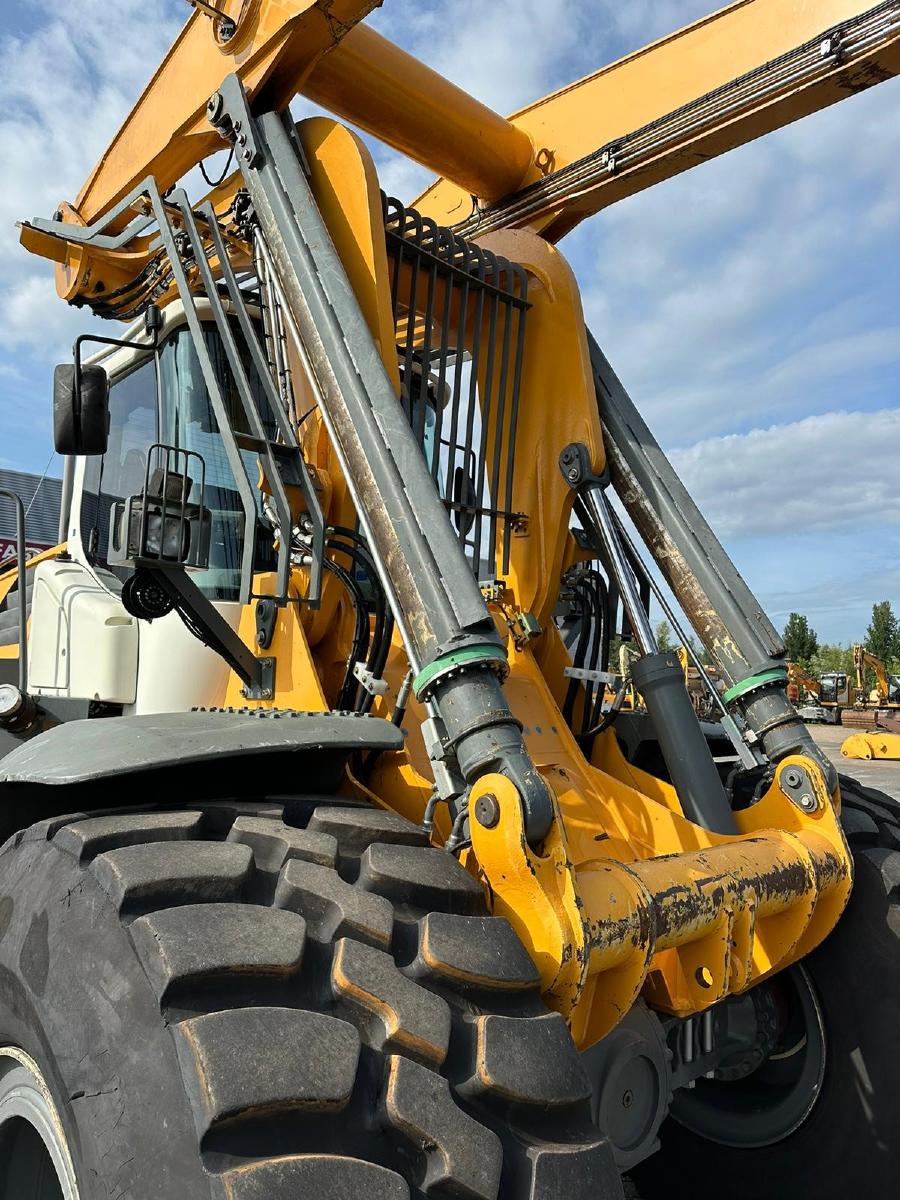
53,363,110,455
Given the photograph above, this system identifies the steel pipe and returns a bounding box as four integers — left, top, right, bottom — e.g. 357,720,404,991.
301,24,536,202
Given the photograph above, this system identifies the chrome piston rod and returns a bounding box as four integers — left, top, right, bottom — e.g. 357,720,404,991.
576,486,657,655
561,446,735,834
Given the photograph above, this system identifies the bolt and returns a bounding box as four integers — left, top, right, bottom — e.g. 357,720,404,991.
243,147,254,163
621,1089,634,1109
474,793,501,829
567,467,580,482
798,793,818,812
207,92,224,123
782,767,803,788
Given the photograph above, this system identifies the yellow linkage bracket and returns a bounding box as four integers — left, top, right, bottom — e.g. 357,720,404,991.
468,756,852,1050
842,731,900,761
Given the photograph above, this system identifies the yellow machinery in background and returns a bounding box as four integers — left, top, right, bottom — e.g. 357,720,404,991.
0,3,899,1199
852,643,900,710
787,661,821,703
843,712,900,761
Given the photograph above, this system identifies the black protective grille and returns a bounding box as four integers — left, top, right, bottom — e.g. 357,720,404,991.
383,195,528,580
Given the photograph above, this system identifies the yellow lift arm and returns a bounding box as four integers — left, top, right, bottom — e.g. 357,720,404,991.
853,643,894,704
788,662,821,699
20,0,900,308
415,0,900,239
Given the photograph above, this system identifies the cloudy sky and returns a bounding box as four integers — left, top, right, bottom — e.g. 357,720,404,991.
1,0,898,644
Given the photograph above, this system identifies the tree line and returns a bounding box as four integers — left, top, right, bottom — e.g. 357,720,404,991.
782,601,900,675
649,600,900,679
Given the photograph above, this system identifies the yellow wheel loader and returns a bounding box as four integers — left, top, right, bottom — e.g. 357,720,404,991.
1,2,899,1197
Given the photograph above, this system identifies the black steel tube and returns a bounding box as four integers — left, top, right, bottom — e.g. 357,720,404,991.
588,331,836,789
215,81,552,839
58,456,75,544
631,652,736,833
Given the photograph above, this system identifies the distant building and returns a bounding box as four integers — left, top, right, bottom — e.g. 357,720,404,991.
0,468,62,565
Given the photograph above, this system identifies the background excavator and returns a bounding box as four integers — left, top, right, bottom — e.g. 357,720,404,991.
0,2,899,1198
842,646,900,759
851,644,900,711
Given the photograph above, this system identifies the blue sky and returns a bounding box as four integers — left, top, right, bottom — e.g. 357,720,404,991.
1,0,898,644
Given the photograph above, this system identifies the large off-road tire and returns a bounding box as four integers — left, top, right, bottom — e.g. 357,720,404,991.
632,774,900,1200
0,798,621,1200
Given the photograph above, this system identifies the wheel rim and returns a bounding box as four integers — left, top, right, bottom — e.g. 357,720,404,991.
0,1048,79,1200
671,965,826,1149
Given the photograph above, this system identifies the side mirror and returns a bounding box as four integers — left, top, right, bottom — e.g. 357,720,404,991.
53,363,110,455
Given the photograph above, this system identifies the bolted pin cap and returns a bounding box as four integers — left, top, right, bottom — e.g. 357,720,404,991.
474,793,501,829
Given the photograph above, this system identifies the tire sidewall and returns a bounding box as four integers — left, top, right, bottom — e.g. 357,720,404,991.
0,833,209,1200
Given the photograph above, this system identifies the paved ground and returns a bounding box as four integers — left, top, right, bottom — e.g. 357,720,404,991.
807,720,900,798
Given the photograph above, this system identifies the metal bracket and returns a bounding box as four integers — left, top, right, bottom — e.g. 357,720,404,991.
241,656,275,702
148,567,276,701
421,716,465,802
559,441,606,491
353,661,388,698
778,764,820,813
565,666,618,686
207,79,262,166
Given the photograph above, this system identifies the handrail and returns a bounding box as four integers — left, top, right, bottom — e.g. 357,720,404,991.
0,490,28,692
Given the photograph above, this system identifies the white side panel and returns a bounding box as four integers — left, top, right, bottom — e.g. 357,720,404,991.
28,568,70,690
28,560,138,703
129,602,242,715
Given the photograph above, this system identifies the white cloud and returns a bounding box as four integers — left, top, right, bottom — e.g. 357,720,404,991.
0,5,182,304
577,70,900,443
671,408,900,538
0,1,182,447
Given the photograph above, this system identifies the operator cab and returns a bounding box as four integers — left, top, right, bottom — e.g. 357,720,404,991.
13,302,285,717
73,303,275,603
819,672,849,706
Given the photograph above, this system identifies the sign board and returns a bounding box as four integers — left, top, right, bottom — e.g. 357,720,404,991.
0,537,53,565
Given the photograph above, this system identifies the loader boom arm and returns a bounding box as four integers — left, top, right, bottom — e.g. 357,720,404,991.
19,0,900,304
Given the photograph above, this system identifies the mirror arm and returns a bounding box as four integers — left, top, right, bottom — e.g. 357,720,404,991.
73,309,160,403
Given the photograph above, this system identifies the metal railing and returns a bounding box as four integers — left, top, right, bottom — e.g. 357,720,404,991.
0,490,28,691
383,195,529,579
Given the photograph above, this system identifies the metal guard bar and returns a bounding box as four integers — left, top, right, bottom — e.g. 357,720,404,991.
0,491,28,692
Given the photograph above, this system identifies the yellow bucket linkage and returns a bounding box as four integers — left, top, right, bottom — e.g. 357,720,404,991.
468,754,852,1050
